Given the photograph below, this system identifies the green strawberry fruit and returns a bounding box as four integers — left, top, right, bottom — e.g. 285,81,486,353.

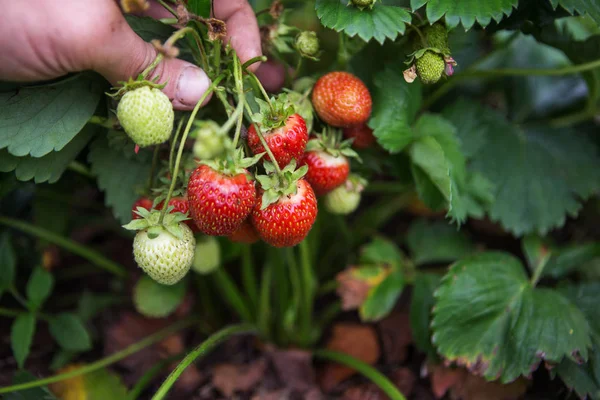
133,223,195,285
325,184,361,215
117,86,174,147
295,31,320,58
191,236,221,274
424,23,449,54
192,121,228,160
350,0,377,10
416,51,445,85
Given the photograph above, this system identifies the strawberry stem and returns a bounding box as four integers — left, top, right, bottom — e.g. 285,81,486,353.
169,118,186,177
246,69,274,113
244,103,284,177
241,55,268,70
159,74,226,225
232,54,246,148
156,0,178,17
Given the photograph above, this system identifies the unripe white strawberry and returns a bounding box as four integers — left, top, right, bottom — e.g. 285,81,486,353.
117,86,174,147
133,223,195,285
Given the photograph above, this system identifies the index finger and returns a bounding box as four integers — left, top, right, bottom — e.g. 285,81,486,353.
213,0,262,72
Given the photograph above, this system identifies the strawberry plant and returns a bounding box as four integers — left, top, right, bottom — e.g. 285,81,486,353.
1,0,600,399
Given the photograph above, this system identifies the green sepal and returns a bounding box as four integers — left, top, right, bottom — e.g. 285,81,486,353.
122,218,151,231
107,77,166,99
199,147,261,178
405,46,448,65
257,160,307,210
251,93,296,131
146,225,162,239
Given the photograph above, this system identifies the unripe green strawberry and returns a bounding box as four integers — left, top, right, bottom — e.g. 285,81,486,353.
117,86,174,147
424,23,449,54
133,223,195,285
191,236,221,274
324,176,365,215
295,31,320,58
350,0,377,10
416,51,445,85
192,121,228,160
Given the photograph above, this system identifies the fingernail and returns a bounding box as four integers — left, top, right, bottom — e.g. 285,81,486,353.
175,67,211,108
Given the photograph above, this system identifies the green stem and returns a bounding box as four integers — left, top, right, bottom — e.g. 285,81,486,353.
247,70,273,107
242,56,268,70
9,287,30,310
140,54,164,80
151,324,256,400
286,248,303,341
0,318,196,394
68,161,94,179
148,146,160,190
241,245,258,310
313,350,406,400
87,115,115,129
530,253,551,287
159,17,178,24
549,107,599,127
299,240,314,344
0,216,127,278
422,58,600,110
0,307,23,318
169,118,185,177
231,55,246,148
257,262,273,340
213,268,253,322
127,353,182,400
156,0,178,17
243,103,284,177
159,76,224,224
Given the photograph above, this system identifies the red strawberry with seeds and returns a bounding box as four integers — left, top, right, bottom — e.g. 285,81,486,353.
248,113,308,168
343,123,375,149
132,197,153,220
312,72,372,127
302,150,349,196
187,164,257,236
228,219,260,244
252,178,317,248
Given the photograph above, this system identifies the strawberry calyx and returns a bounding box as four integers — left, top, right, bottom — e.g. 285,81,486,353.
405,46,448,65
345,173,368,193
123,207,190,240
108,77,166,99
306,128,361,162
200,147,264,178
251,93,296,131
255,159,309,209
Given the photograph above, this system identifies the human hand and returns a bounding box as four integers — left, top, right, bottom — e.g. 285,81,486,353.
0,0,275,110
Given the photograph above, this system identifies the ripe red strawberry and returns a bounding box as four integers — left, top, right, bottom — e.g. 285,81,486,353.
248,113,308,168
343,123,375,149
252,179,317,248
228,219,260,244
302,150,349,196
132,197,153,219
187,164,256,236
312,72,372,127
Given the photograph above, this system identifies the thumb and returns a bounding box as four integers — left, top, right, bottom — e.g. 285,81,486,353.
91,17,211,111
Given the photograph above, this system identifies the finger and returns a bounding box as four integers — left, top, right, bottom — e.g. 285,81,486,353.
91,15,212,110
255,60,287,93
213,0,262,72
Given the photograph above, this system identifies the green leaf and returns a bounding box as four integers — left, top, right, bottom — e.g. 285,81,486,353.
369,66,421,153
187,0,211,17
551,0,600,24
406,219,475,265
0,232,16,295
49,313,92,351
360,236,404,268
521,235,551,274
88,136,153,224
410,0,518,29
359,270,405,322
4,371,57,400
555,283,600,399
126,15,175,42
410,273,440,358
0,125,95,183
432,252,591,383
133,275,186,318
544,242,600,279
315,0,412,44
26,267,54,310
0,74,103,157
84,368,129,399
11,314,36,369
443,98,600,235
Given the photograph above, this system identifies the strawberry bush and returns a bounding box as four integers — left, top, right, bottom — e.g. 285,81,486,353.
1,0,600,398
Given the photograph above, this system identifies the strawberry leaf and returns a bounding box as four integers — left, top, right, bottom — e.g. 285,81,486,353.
410,0,518,29
360,269,405,322
0,74,103,157
432,252,591,383
410,273,440,358
0,125,96,184
550,0,600,24
554,283,600,399
406,219,475,265
442,98,600,235
370,66,422,153
88,136,153,224
315,0,412,44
